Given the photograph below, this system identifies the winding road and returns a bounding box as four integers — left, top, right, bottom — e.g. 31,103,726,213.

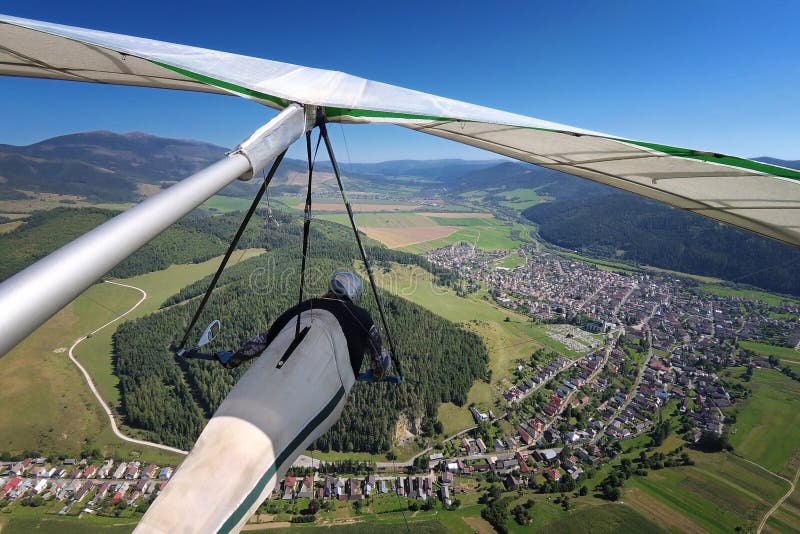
67,280,188,456
737,453,800,534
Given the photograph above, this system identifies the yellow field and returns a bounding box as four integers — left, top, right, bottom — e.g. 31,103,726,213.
0,191,132,213
0,221,23,233
417,212,493,218
301,202,420,212
359,225,458,247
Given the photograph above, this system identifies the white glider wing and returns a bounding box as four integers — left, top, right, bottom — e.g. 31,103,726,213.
1,13,798,247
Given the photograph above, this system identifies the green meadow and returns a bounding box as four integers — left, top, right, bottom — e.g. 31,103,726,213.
0,249,264,462
738,340,800,360
700,283,798,306
726,368,800,476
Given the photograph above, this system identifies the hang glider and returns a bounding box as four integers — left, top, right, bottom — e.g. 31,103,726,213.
1,13,798,249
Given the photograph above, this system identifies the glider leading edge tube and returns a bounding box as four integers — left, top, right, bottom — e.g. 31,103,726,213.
136,310,357,533
0,103,309,358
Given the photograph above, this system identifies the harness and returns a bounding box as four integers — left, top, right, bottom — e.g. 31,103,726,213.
173,111,401,383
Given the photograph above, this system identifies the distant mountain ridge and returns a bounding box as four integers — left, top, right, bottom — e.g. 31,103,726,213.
1,130,796,204
0,131,226,201
753,157,800,170
0,131,503,201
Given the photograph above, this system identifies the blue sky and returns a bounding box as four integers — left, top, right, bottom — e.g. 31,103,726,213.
1,0,798,162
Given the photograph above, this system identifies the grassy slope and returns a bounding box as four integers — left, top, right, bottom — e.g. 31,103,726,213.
402,224,520,252
200,195,254,212
738,340,800,360
371,263,576,436
533,503,667,534
0,250,263,462
0,295,111,457
625,452,787,534
497,187,543,210
75,249,265,410
726,368,800,476
700,283,798,306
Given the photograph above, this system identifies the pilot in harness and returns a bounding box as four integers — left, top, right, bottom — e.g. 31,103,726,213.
172,112,402,384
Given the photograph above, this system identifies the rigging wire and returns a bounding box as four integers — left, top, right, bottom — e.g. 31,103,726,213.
294,130,323,338
319,120,403,378
175,151,288,352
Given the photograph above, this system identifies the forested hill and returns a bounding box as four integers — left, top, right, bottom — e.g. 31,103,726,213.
0,131,225,201
446,161,614,200
523,194,800,296
113,213,488,451
0,207,233,282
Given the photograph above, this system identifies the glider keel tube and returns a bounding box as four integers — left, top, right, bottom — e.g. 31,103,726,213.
136,310,356,533
0,103,307,358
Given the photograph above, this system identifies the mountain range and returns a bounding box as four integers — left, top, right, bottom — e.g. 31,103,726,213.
2,130,798,295
3,130,796,203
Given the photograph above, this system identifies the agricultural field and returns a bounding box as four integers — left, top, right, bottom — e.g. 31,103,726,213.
0,249,264,461
554,251,641,275
624,451,788,533
767,484,800,533
317,210,523,252
738,340,800,360
496,187,545,210
402,220,524,253
725,368,800,477
532,503,666,534
200,195,255,212
0,191,131,215
700,283,798,306
0,514,136,534
289,198,422,212
0,220,24,233
260,521,448,534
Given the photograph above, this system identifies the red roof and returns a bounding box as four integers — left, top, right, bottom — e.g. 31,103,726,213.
3,477,22,492
517,426,534,445
545,468,562,480
649,360,670,372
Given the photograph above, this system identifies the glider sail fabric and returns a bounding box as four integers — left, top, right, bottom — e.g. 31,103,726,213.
1,13,798,247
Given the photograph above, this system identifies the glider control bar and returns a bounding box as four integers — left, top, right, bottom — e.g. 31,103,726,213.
0,103,310,358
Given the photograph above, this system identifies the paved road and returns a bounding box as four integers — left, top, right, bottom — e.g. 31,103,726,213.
68,280,188,456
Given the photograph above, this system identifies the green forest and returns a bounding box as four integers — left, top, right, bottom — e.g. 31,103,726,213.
0,207,231,282
113,211,489,451
524,194,800,296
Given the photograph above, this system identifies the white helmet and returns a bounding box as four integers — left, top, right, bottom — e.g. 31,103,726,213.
329,272,363,303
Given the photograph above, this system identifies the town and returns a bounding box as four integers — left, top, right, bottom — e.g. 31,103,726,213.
2,242,798,527
1,456,172,516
